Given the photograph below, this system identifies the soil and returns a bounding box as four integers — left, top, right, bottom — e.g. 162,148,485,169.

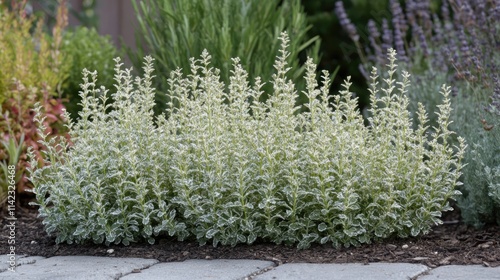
1,196,499,268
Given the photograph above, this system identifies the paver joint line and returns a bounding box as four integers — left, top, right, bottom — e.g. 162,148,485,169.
410,266,432,280
115,258,160,280
243,263,278,280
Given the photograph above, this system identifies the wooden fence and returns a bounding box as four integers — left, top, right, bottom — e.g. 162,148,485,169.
95,0,138,50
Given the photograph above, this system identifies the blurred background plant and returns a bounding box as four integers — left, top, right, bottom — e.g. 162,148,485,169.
0,117,24,208
60,26,120,120
31,0,98,30
130,0,321,115
336,0,500,227
16,0,119,121
0,0,118,210
0,0,69,209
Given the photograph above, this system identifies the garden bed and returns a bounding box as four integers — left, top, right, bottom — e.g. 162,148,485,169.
1,199,499,268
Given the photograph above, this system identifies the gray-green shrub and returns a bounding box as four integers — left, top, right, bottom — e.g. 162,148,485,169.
28,33,465,248
454,91,500,227
335,0,500,227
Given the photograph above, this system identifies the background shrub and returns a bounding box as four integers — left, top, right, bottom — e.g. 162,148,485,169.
130,0,320,115
60,26,119,120
29,34,465,248
25,0,99,30
0,0,69,207
336,0,500,227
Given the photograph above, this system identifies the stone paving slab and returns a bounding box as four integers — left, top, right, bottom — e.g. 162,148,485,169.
0,256,158,280
254,262,430,280
2,256,499,280
0,255,46,273
121,259,275,280
418,265,500,280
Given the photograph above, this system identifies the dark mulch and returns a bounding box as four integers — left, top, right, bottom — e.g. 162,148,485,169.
1,197,499,268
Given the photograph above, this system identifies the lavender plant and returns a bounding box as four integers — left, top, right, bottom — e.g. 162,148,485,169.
336,0,500,226
28,33,465,248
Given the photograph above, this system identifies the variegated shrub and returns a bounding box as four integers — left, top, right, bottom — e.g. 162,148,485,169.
28,33,465,249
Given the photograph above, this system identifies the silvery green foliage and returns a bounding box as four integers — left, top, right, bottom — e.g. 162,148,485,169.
389,63,500,228
28,33,465,249
27,57,188,245
454,95,500,227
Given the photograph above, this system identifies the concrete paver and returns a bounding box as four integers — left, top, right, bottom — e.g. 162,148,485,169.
418,265,500,280
1,255,500,280
0,255,45,273
254,262,430,280
121,259,275,280
0,256,158,280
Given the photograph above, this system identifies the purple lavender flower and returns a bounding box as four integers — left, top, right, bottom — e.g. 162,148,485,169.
390,0,408,34
441,0,451,22
474,0,487,30
414,0,432,33
431,13,444,44
389,0,409,62
367,19,380,39
454,0,477,39
335,1,359,42
367,20,384,64
470,54,483,73
412,23,429,58
381,18,393,54
492,0,500,22
459,32,471,57
405,0,417,27
336,0,500,101
393,27,408,62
